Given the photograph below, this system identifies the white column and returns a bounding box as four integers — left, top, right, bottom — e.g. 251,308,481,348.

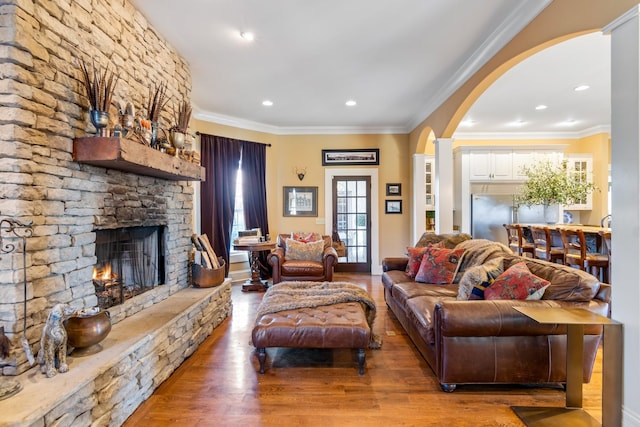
603,6,640,424
434,138,454,233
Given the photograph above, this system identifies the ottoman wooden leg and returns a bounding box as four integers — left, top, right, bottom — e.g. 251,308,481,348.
257,348,266,374
357,348,365,375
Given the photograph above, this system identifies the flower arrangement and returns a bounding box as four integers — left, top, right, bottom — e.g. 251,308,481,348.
516,159,597,207
172,101,192,133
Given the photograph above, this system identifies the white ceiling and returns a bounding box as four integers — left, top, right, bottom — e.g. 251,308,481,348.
131,0,609,137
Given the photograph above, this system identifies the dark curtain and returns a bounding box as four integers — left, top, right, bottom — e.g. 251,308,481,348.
200,134,242,272
241,141,271,278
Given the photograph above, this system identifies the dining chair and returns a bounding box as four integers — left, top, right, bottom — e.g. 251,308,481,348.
503,224,534,257
530,225,564,264
558,228,609,283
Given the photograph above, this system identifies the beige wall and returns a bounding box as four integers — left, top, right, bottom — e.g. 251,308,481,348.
193,119,412,263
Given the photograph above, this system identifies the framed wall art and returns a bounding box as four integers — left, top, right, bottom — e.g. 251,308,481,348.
386,183,401,196
322,149,380,166
283,186,318,217
385,199,402,214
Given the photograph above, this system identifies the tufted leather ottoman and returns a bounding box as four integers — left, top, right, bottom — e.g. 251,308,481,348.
252,301,371,375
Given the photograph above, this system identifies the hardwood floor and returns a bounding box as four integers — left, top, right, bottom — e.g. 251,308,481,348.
124,273,602,426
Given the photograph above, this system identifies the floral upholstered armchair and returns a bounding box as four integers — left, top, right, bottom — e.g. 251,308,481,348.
266,233,338,284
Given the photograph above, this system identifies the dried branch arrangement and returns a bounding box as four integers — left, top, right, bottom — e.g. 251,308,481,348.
79,59,118,112
173,101,192,133
146,82,170,123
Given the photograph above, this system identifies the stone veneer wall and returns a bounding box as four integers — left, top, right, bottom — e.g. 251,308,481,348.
0,0,196,375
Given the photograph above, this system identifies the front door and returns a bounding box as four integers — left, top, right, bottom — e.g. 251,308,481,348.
332,176,371,273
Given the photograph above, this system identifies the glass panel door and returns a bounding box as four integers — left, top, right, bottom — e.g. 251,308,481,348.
332,176,371,273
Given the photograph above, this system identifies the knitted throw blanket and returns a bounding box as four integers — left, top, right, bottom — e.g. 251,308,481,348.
453,239,513,282
256,281,382,349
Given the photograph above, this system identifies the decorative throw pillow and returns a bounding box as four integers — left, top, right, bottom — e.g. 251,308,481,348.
415,247,465,284
405,241,445,279
484,261,550,300
285,238,324,262
291,232,321,243
456,257,503,300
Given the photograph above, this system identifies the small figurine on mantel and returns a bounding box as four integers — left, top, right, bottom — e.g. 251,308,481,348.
37,303,76,378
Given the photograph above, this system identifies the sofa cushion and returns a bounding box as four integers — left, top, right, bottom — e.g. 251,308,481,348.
285,238,324,262
415,247,465,284
281,259,324,276
405,241,445,279
456,257,504,300
415,232,472,249
484,261,550,300
406,295,454,345
503,255,600,301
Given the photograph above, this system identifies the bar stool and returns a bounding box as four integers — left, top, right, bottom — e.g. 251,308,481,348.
558,228,609,283
599,230,612,283
530,225,564,264
503,224,534,257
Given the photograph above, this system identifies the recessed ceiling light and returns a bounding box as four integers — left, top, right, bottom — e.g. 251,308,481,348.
240,31,255,41
574,85,590,92
262,100,273,107
345,100,357,107
558,119,578,127
507,120,527,127
459,119,475,127
535,105,547,110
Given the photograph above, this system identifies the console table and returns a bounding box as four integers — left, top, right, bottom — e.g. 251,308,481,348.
512,307,622,427
233,241,276,292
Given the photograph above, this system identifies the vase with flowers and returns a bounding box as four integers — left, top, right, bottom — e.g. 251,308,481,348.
79,59,118,136
516,159,598,224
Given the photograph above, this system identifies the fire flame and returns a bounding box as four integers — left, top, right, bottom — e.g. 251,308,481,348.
93,265,117,282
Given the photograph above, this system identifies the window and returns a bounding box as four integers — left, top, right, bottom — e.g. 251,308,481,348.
230,168,245,255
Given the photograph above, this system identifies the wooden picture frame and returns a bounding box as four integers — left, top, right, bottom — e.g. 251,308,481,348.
386,183,401,196
283,186,318,217
385,199,402,214
322,149,380,166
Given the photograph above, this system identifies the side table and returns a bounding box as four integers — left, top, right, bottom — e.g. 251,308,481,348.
512,307,622,427
233,241,276,292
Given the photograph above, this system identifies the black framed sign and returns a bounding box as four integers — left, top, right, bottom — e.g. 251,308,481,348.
322,149,380,166
283,186,318,217
385,199,402,214
386,183,401,196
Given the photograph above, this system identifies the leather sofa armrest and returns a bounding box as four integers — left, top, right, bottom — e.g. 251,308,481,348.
382,257,408,272
323,245,338,263
434,299,605,337
267,247,284,266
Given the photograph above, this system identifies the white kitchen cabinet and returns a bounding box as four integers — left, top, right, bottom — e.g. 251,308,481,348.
468,150,513,181
564,154,594,210
512,150,563,180
412,154,436,242
425,157,435,210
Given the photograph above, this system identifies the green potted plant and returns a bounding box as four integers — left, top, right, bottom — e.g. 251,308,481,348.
516,159,598,224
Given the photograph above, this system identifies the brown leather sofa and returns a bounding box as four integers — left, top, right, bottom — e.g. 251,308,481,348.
382,234,611,392
267,234,338,284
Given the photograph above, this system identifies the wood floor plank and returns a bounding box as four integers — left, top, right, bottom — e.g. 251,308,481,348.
123,273,603,426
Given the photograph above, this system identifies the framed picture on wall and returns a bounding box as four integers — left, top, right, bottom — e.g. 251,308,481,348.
283,186,318,217
386,183,401,196
385,199,402,214
322,149,380,166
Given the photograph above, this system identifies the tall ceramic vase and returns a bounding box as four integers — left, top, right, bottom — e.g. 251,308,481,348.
544,204,560,224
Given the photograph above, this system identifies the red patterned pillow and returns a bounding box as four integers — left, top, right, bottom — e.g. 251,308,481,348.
405,241,445,279
484,261,550,300
415,247,465,284
291,232,321,243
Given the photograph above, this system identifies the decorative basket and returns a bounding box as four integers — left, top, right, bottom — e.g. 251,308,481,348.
332,241,346,257
192,258,225,288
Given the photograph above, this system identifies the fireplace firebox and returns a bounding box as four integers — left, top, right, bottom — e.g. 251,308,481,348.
93,226,166,309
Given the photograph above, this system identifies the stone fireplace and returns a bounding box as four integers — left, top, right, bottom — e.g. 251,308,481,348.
0,1,232,425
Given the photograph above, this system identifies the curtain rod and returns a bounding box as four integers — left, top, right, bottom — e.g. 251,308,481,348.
195,131,272,147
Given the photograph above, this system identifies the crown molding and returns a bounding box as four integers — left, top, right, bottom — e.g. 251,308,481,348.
453,124,610,140
193,109,408,135
406,0,552,132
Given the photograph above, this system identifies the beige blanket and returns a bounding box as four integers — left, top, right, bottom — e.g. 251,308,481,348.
454,239,513,282
256,281,382,348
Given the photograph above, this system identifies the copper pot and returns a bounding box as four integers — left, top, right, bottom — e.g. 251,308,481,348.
64,310,111,355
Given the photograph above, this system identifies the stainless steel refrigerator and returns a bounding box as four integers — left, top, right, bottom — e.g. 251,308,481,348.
470,194,546,245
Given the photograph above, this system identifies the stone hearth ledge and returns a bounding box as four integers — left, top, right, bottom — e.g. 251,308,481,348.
0,280,232,427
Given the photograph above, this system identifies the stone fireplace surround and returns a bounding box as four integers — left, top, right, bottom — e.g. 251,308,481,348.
0,0,233,425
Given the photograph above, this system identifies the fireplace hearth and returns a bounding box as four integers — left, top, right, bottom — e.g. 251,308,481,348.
93,226,166,309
